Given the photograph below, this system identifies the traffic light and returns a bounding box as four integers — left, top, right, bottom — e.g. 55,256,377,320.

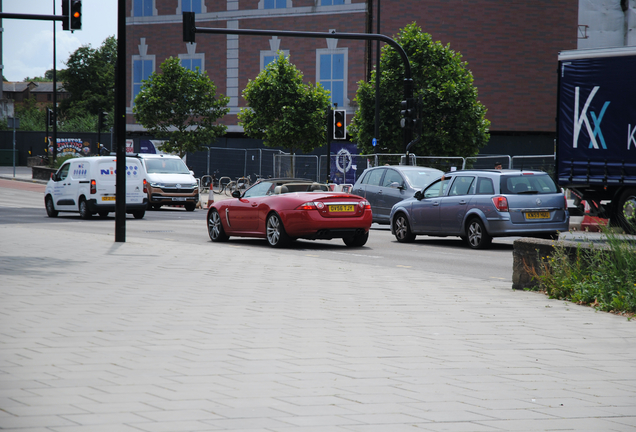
333,109,346,140
400,98,416,129
183,12,196,43
47,109,55,128
61,0,69,30
70,0,81,30
98,111,106,131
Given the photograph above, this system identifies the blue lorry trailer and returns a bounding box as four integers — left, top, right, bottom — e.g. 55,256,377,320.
557,46,636,233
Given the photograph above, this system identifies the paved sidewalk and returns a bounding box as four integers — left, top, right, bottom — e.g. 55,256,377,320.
1,218,635,431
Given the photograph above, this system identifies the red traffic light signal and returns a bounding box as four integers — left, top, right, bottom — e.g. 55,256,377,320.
70,0,81,30
333,109,346,140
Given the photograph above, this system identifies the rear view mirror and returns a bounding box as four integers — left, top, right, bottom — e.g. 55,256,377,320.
414,190,423,200
232,190,241,199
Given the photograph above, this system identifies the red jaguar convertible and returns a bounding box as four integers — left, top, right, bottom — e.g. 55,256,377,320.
207,178,373,247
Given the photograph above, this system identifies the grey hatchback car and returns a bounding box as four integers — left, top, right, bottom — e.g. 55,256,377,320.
389,170,569,249
352,165,443,224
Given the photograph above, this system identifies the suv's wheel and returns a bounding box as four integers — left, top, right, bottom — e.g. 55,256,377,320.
79,198,92,219
185,202,196,212
45,195,58,217
343,231,369,247
266,213,290,248
132,210,145,219
466,218,491,249
393,213,416,243
208,209,229,242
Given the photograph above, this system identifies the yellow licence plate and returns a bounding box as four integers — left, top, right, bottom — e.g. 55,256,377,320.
102,196,116,201
329,204,355,213
526,211,549,219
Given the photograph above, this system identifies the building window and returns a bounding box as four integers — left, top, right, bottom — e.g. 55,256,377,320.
177,0,205,14
317,49,347,108
260,37,289,70
321,0,345,5
133,0,155,16
132,59,154,106
260,0,288,9
179,44,205,73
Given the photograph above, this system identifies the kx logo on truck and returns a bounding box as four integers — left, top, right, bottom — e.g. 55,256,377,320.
573,86,610,150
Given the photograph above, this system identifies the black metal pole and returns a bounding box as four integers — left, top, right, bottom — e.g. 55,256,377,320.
114,0,126,242
52,1,57,164
374,0,380,149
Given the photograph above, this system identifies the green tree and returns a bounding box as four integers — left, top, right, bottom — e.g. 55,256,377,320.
349,23,490,157
133,57,230,157
238,53,331,156
60,36,116,119
23,69,59,82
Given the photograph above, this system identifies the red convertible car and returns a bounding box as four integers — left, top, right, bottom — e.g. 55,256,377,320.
207,178,372,247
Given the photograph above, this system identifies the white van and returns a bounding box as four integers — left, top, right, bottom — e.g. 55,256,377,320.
137,154,199,211
44,156,148,219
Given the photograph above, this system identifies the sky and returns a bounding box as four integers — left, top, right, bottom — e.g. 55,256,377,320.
2,0,118,82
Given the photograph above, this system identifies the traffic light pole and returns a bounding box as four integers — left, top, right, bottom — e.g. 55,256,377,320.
182,12,415,163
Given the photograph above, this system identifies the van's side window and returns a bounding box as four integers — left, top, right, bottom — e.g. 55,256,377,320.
57,163,70,181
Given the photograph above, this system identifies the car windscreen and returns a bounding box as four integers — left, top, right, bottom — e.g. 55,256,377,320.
144,158,190,174
403,169,441,189
500,174,558,194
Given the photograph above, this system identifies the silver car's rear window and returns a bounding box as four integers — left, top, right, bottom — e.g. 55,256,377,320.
500,174,558,194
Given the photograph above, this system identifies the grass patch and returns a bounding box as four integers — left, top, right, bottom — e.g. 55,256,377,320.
530,228,636,318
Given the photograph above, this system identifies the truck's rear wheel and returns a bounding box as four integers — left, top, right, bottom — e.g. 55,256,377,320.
79,198,92,219
616,188,636,234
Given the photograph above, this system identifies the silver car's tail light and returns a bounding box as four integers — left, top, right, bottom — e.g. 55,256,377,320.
492,196,509,212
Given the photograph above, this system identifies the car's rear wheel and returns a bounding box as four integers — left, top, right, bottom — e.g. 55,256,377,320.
132,210,145,219
79,198,92,219
185,202,196,212
45,195,58,218
343,231,369,247
466,218,491,249
393,213,416,243
208,209,229,242
266,213,290,248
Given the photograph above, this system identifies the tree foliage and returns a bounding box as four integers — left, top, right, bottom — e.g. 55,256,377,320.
349,23,490,157
4,98,98,132
133,57,230,157
238,53,331,155
60,36,116,120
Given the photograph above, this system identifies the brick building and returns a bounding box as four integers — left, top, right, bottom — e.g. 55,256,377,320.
125,0,578,155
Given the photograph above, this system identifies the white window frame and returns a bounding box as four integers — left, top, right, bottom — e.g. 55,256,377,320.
131,0,157,17
175,0,207,14
179,43,205,73
316,47,349,109
258,0,292,9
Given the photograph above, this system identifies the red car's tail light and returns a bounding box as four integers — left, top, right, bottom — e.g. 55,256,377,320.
358,200,371,210
296,202,317,210
90,179,97,194
143,178,148,194
492,195,508,212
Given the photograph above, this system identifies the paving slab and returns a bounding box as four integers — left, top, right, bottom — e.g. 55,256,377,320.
0,218,635,431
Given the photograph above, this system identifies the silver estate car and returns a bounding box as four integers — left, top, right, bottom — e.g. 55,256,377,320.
389,170,570,249
352,165,443,224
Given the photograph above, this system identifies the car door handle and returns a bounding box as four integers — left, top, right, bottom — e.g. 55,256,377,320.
433,201,439,206
251,203,258,207
377,190,383,194
459,200,467,205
